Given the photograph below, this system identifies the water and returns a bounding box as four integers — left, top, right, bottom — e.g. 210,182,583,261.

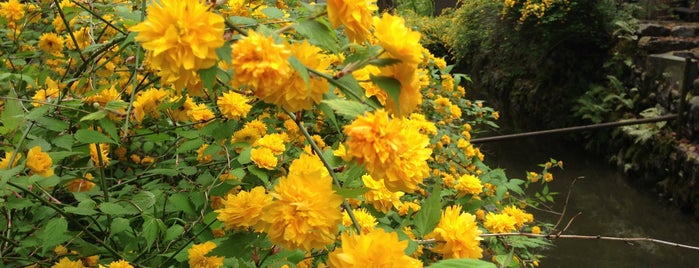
481,135,699,267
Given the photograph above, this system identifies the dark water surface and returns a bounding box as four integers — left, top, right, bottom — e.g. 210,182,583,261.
481,136,699,268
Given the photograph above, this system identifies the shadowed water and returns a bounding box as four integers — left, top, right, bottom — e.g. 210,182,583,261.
481,135,699,267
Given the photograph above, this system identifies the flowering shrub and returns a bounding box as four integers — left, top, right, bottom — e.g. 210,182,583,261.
0,0,559,267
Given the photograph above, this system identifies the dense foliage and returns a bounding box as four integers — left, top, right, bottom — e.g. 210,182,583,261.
0,0,562,267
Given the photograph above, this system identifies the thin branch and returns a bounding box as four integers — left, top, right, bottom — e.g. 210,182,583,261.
553,176,581,230
284,110,363,234
418,233,699,251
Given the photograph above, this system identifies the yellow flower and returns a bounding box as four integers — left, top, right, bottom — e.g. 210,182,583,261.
342,208,377,233
260,153,343,251
378,63,423,116
106,260,134,268
196,144,213,163
231,119,268,144
484,213,517,234
132,87,170,122
66,173,95,193
396,200,421,216
250,147,277,170
361,174,404,213
426,205,483,259
32,86,60,107
373,14,423,65
0,0,24,22
90,143,110,167
544,172,554,182
531,226,541,234
188,241,224,268
38,32,64,55
454,174,483,197
231,30,291,94
54,244,68,256
187,103,215,128
253,133,288,155
326,0,377,43
217,90,251,120
344,109,431,193
51,257,84,268
26,146,54,177
216,186,272,230
167,95,196,122
257,41,330,112
131,0,224,91
327,228,421,268
503,205,534,229
64,27,92,50
0,151,21,169
354,65,387,105
85,87,125,120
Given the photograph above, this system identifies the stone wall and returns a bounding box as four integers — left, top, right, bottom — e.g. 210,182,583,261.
613,21,699,218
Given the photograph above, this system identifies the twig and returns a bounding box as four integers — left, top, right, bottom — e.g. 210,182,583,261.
553,176,581,230
417,233,699,251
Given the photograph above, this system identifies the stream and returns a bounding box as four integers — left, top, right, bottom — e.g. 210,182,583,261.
481,134,699,267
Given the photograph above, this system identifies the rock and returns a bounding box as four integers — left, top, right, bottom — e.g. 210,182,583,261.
688,96,699,141
672,25,698,37
638,36,697,54
638,23,671,36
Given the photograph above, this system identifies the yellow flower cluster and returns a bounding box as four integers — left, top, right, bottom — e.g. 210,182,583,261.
361,174,404,213
26,146,53,178
131,0,224,91
484,212,517,233
326,0,378,42
328,228,422,267
344,109,432,193
426,205,483,259
260,152,343,250
502,0,572,22
216,186,271,230
188,241,224,268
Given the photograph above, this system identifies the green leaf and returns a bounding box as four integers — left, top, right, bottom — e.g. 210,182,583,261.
333,186,369,198
261,7,284,19
168,193,196,216
318,100,341,133
198,65,218,93
110,217,131,236
229,16,258,26
427,258,496,268
64,199,98,215
99,202,131,215
178,138,205,153
248,166,269,185
35,116,69,132
100,117,119,143
38,217,70,251
369,57,402,67
216,41,233,64
52,135,74,150
414,185,442,236
74,129,116,144
238,146,252,164
0,90,23,134
146,169,179,177
294,19,340,52
141,217,162,250
289,55,310,87
320,99,368,119
210,232,260,259
164,224,184,242
370,75,401,112
131,191,156,211
80,110,108,121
